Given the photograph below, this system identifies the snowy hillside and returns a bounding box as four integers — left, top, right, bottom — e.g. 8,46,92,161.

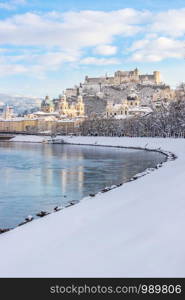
0,93,41,114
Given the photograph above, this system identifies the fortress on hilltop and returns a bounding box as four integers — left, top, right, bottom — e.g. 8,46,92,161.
84,68,161,87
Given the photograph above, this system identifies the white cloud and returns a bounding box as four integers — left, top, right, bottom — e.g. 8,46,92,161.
0,9,148,76
129,37,185,62
0,9,149,48
127,8,185,62
0,2,14,10
94,45,117,56
0,0,26,10
0,8,184,77
12,0,26,4
150,8,185,37
0,63,28,76
0,49,81,78
80,57,119,65
0,48,9,53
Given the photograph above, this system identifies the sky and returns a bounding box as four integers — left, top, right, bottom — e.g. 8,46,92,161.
0,0,184,97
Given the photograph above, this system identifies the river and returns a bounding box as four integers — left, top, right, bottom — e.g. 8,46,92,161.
0,142,165,228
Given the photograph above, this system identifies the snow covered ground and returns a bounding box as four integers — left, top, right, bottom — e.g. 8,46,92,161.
10,134,49,143
0,136,185,277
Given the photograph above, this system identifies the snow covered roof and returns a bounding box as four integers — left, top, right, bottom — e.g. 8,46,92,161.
0,117,38,122
57,119,75,123
33,111,59,116
114,115,131,119
129,106,153,113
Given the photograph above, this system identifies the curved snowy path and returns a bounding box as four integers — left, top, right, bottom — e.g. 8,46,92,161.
0,136,184,277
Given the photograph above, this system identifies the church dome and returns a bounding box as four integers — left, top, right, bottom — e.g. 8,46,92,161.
127,93,138,101
43,96,54,106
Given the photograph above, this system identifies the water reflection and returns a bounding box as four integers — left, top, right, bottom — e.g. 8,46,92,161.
0,142,165,228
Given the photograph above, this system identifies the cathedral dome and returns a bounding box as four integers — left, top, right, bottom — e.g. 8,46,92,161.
127,93,138,101
43,96,54,106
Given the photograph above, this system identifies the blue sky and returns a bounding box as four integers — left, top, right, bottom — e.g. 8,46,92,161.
0,0,184,97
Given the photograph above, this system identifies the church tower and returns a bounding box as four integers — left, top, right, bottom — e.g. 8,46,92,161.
75,95,85,116
134,68,139,76
59,94,69,116
3,105,14,120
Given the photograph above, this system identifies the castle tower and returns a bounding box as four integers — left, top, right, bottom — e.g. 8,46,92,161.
153,71,161,84
114,70,123,84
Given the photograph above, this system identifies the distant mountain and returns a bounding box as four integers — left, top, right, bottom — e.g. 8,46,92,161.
0,93,42,114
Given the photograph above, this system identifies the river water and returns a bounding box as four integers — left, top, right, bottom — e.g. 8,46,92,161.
0,142,165,228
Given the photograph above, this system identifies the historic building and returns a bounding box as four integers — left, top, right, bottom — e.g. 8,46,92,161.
84,68,161,88
2,105,14,120
0,92,85,134
0,117,82,135
41,96,55,113
0,93,85,134
58,94,85,118
0,118,38,132
152,86,175,102
106,93,141,118
41,94,85,119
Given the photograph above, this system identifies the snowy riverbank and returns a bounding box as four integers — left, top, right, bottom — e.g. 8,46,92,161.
0,136,185,277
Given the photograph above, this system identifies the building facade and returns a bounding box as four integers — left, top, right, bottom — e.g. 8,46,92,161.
2,105,14,120
106,93,141,118
41,94,85,119
0,118,38,132
41,96,55,113
0,118,82,135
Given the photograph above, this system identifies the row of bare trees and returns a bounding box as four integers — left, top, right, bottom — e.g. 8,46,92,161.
80,99,185,138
